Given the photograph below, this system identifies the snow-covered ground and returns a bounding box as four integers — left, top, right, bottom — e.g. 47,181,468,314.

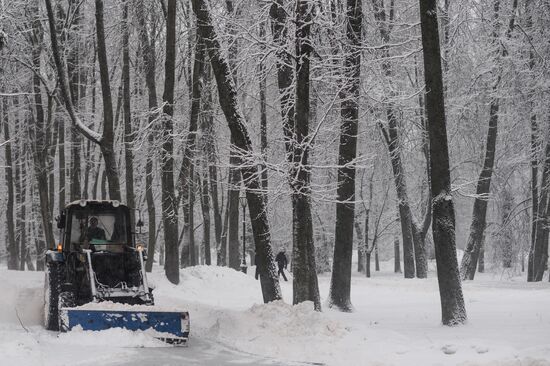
0,261,549,366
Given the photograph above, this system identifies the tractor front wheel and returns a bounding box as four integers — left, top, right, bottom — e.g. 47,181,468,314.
44,262,63,331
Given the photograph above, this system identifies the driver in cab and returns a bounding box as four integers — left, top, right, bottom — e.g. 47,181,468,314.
83,217,106,248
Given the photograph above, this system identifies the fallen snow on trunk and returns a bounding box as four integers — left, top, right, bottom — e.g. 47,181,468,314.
1,262,549,365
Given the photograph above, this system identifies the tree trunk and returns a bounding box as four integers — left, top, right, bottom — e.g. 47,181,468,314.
355,219,364,273
191,0,282,302
478,238,485,273
201,66,222,261
364,213,370,277
13,141,22,271
67,0,82,201
394,235,401,273
136,0,158,273
200,172,211,265
58,115,66,209
290,0,321,311
178,33,206,268
18,155,28,270
122,0,135,227
526,0,548,282
330,0,362,311
224,0,243,272
259,21,268,196
161,0,180,284
461,0,517,280
419,0,467,325
2,94,17,270
375,241,380,271
219,192,229,266
29,9,55,256
95,0,121,201
269,0,320,310
372,0,415,279
227,159,241,270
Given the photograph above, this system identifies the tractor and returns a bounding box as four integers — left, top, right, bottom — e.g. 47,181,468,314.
44,200,189,343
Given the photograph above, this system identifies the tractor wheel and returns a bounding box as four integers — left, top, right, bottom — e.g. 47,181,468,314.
44,262,63,331
58,291,76,332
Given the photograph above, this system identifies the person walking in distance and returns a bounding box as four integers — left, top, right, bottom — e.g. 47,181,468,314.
275,248,288,281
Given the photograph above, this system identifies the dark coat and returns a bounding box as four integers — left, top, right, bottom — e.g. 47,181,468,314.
275,251,288,268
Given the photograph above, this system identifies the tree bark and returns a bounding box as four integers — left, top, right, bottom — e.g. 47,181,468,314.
161,0,180,283
67,0,82,201
29,8,56,257
201,66,222,262
330,0,362,311
372,0,415,278
2,95,17,270
259,21,268,196
178,33,206,267
191,0,282,302
95,0,122,201
419,0,467,325
227,158,241,270
355,219,364,273
526,0,548,282
394,235,401,273
224,0,243,272
200,171,211,265
290,0,321,311
122,0,135,227
136,0,158,273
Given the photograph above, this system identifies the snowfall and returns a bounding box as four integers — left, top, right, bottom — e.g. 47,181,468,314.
1,255,549,366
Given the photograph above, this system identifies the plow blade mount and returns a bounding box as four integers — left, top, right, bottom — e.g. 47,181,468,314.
60,308,190,344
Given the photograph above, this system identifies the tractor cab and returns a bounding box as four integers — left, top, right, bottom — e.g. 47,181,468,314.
61,200,132,253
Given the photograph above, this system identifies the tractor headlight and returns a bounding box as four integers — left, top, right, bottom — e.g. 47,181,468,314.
112,200,120,208
79,199,87,207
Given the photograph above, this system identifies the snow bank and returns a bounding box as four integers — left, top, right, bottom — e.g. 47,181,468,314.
200,300,347,364
0,269,43,326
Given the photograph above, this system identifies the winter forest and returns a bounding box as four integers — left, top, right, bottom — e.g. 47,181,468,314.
0,0,549,364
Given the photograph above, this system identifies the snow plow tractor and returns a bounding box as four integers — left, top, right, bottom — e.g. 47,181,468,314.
44,200,189,344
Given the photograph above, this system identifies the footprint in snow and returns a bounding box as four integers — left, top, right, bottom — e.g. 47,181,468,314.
441,344,457,355
475,346,489,354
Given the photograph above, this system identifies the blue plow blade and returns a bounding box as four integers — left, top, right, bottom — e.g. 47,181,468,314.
60,308,190,344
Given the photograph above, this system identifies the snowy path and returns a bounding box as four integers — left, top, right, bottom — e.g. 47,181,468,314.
111,338,321,366
1,264,549,365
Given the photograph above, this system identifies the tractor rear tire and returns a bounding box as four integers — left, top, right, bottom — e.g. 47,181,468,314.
58,291,76,332
44,262,63,331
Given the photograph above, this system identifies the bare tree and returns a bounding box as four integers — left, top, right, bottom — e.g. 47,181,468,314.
329,0,362,311
160,0,180,283
419,0,467,325
191,0,282,302
460,0,518,280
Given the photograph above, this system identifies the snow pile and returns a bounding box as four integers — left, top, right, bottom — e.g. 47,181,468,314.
245,300,343,338
200,300,346,364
